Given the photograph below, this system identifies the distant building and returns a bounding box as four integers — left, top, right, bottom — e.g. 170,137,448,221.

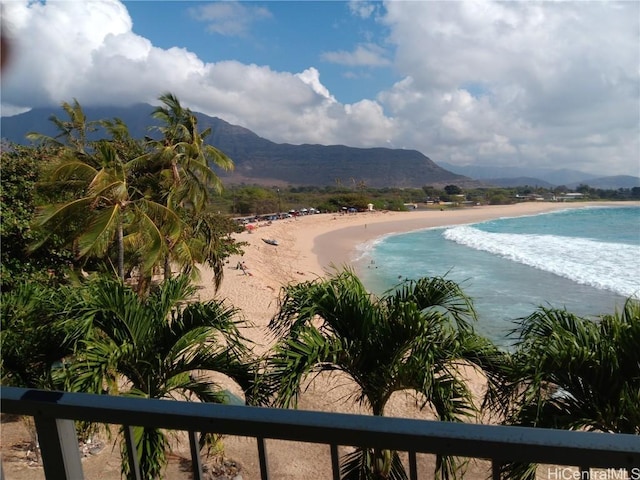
557,192,585,201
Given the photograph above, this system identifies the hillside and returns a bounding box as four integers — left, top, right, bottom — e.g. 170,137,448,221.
1,105,469,188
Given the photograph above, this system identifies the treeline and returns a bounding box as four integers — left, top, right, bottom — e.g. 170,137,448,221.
208,183,640,216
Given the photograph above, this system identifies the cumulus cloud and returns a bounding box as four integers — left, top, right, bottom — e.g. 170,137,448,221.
0,0,638,176
379,0,639,174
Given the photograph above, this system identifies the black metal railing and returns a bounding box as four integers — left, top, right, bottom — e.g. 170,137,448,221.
1,387,638,480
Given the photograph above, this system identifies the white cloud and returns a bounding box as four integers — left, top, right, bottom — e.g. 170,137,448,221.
188,2,272,38
321,43,391,67
348,1,378,20
1,0,638,176
378,0,640,174
296,68,336,102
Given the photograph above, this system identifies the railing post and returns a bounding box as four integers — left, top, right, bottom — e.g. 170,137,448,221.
123,425,141,480
408,450,418,480
330,444,340,480
257,436,269,480
34,416,84,480
188,431,203,480
492,460,501,480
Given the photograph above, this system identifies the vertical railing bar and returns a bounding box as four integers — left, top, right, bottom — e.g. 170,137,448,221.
579,466,590,480
188,431,203,480
492,460,501,480
123,425,142,480
257,436,270,480
34,416,85,480
330,444,340,480
408,450,418,480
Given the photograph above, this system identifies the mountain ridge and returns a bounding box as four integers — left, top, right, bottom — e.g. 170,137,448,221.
1,104,471,188
438,162,639,189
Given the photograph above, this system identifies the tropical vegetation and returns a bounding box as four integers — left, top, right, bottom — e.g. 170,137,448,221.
263,269,503,480
62,275,257,479
20,94,240,295
487,298,640,479
0,282,84,390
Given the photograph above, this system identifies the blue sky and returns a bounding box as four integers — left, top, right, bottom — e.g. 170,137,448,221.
1,1,639,176
124,1,397,104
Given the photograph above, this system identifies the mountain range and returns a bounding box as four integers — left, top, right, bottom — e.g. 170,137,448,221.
438,162,640,189
2,104,637,189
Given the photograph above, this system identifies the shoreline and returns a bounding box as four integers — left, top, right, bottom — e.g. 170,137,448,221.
203,201,637,348
312,202,636,271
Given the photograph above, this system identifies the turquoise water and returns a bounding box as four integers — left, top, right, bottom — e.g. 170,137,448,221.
357,206,640,346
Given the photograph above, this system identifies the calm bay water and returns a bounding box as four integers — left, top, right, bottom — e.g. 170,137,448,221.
356,206,640,346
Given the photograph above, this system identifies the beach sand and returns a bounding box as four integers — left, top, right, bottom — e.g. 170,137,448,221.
1,201,631,479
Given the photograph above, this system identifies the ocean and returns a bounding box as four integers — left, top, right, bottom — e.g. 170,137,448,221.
356,205,640,346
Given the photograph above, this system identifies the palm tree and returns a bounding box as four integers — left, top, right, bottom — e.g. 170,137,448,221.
175,211,247,290
264,268,501,480
26,98,97,154
27,100,185,283
0,282,88,461
489,298,640,479
140,93,234,281
65,275,257,480
30,140,183,281
146,92,233,210
0,282,83,389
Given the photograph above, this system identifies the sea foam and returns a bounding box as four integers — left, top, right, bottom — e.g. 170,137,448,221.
443,226,640,299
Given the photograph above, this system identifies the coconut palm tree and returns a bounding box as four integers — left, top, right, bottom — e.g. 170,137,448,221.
139,93,234,282
30,140,183,281
488,298,640,479
146,92,233,210
264,268,501,480
26,98,97,154
27,100,185,283
65,275,257,480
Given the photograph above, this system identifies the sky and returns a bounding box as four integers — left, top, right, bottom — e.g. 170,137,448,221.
1,0,639,177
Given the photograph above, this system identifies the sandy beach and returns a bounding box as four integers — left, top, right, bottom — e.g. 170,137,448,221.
2,201,634,479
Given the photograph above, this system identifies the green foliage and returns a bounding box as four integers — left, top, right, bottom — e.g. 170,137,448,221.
444,185,462,195
31,138,183,282
341,448,407,480
62,275,257,479
487,193,511,205
265,268,502,479
0,145,74,290
0,282,84,389
501,298,640,432
24,95,243,292
488,298,640,479
229,186,278,215
180,212,246,289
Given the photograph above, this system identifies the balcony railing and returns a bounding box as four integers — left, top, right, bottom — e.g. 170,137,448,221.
1,386,639,480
